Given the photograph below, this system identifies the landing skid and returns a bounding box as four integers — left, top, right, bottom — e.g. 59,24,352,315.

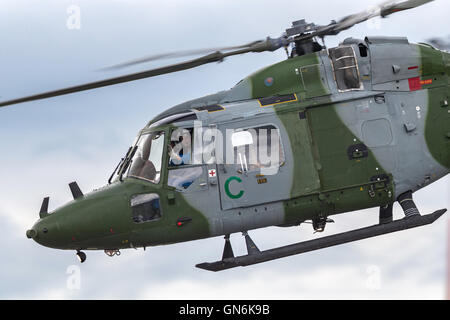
196,209,447,272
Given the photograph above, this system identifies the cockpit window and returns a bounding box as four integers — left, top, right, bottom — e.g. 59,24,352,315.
128,131,165,183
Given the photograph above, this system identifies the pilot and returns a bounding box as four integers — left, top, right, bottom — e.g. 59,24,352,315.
129,135,157,181
169,130,192,166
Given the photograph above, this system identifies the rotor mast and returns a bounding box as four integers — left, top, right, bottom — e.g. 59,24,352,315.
285,19,325,57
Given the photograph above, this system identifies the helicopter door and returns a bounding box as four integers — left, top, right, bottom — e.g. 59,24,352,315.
217,123,288,210
167,127,209,193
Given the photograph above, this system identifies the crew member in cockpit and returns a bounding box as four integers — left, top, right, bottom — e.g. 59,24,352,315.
169,130,192,166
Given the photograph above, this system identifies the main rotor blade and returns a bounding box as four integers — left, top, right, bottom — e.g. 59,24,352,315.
297,0,435,41
2,0,431,108
102,42,262,70
0,37,288,108
380,0,434,17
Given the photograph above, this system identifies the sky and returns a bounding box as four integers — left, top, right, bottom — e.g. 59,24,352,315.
0,0,449,299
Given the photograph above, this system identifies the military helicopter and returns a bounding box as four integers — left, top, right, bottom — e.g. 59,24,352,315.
1,0,448,271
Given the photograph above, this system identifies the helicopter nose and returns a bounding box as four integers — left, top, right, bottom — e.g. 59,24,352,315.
26,228,37,239
26,196,64,247
26,221,48,240
26,216,65,248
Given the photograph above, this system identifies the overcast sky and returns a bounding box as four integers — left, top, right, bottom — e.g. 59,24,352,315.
0,0,448,299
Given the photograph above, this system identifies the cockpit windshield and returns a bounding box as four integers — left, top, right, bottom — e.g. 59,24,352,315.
127,131,165,183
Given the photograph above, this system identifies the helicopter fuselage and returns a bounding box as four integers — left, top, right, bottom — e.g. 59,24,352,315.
28,36,449,255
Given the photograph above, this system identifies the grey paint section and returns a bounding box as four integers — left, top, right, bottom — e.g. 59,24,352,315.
151,78,253,124
332,38,449,198
154,36,448,237
170,99,289,236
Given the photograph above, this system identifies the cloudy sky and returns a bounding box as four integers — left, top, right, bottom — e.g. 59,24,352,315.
0,0,448,299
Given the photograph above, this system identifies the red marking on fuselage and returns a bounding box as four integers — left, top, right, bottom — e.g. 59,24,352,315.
408,77,422,91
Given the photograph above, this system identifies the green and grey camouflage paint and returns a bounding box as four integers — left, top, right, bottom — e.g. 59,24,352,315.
28,37,449,254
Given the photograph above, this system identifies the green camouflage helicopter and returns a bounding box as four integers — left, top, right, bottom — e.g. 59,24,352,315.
1,0,448,271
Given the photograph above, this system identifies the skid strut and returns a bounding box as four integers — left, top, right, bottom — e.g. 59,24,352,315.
222,235,234,260
379,203,393,224
196,209,447,272
398,191,420,217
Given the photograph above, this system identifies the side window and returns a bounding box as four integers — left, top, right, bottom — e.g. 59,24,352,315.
231,125,285,173
131,193,161,223
329,46,362,91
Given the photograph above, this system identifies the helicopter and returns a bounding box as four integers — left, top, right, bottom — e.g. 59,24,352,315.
0,0,448,271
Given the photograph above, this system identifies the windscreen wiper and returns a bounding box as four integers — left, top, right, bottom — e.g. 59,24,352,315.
119,146,138,182
108,146,132,184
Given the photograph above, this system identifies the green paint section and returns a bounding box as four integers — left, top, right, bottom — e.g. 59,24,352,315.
147,189,211,246
276,109,321,198
282,100,395,225
421,46,450,169
420,44,446,80
274,53,328,199
248,52,328,99
307,105,387,190
282,182,394,226
268,53,328,222
33,127,211,250
34,181,145,250
424,86,450,169
444,51,450,85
